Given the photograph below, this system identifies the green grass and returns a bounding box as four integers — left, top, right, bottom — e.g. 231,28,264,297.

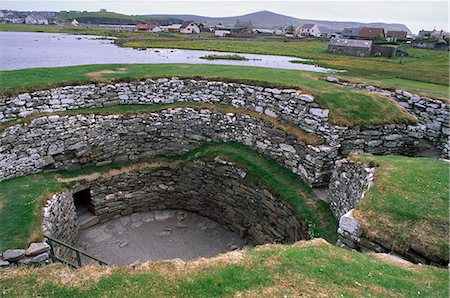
0,241,447,297
200,54,249,61
123,40,449,98
350,154,449,262
0,142,337,252
0,64,417,127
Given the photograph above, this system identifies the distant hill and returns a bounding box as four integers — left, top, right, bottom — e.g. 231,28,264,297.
57,11,183,26
143,10,411,34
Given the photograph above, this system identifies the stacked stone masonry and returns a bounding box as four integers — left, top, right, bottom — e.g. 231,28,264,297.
1,242,52,269
328,159,375,219
0,78,429,157
41,158,309,246
0,108,337,186
329,159,448,266
327,76,450,157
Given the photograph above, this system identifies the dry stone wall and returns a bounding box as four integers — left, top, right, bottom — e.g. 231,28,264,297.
75,158,309,244
327,76,450,157
0,78,426,157
328,159,375,219
0,108,337,186
41,191,79,245
329,158,448,266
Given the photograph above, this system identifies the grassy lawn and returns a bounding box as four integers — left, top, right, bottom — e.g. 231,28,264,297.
0,142,337,252
0,64,416,127
351,154,449,262
0,240,447,297
122,40,449,97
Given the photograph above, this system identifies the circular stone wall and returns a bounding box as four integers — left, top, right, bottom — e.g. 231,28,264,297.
42,158,310,249
0,108,336,186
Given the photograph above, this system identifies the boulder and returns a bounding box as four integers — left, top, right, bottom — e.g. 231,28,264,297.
339,210,363,237
0,259,10,268
25,242,50,257
2,249,25,262
31,252,50,265
326,76,340,83
299,94,314,102
310,108,329,118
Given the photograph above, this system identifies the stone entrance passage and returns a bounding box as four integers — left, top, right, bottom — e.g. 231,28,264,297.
75,209,247,265
73,188,99,230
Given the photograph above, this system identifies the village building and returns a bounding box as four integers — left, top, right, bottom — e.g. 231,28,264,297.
295,24,321,37
199,22,224,32
162,24,183,32
179,21,200,34
134,24,162,33
0,11,24,24
252,29,275,35
214,30,231,37
328,38,372,56
342,27,361,38
25,14,49,25
280,24,295,37
359,27,385,39
386,30,407,41
71,19,79,27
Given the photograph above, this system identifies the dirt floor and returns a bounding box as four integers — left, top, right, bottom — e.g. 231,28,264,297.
75,210,247,265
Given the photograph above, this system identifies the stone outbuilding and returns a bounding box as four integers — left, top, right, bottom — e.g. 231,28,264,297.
328,38,372,57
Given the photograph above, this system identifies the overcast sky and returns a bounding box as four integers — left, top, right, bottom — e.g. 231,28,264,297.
1,1,448,33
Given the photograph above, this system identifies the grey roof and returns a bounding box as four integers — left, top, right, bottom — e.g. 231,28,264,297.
27,14,48,21
342,27,362,36
180,21,197,29
302,23,316,29
328,38,372,48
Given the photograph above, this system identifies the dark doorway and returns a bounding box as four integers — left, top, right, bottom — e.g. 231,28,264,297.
73,188,95,215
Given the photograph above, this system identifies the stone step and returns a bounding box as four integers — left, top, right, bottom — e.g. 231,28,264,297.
78,213,99,230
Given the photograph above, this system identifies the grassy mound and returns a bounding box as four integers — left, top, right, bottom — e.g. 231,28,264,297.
0,142,337,252
0,239,447,297
351,154,449,262
0,64,417,127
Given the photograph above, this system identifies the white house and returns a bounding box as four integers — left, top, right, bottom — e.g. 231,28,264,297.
25,14,48,25
214,29,231,37
179,21,200,34
71,19,79,27
295,24,321,37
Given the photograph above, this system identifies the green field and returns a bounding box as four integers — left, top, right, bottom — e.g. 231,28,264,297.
0,142,337,252
0,239,447,297
1,24,447,98
351,155,449,262
122,40,449,98
0,64,416,127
